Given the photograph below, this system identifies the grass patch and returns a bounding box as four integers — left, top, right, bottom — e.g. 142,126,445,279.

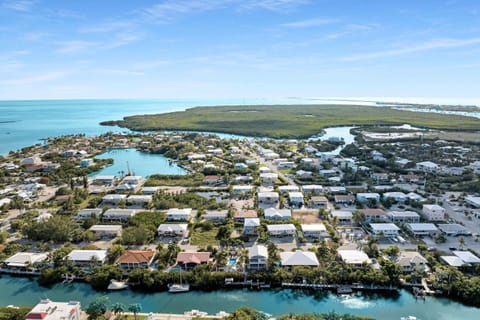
104,105,480,139
190,224,219,246
145,173,204,187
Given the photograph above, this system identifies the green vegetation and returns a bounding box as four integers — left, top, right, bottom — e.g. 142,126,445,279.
190,222,219,246
104,105,480,139
0,306,32,320
145,174,203,187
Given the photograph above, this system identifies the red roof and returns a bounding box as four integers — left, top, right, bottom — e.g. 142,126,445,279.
117,250,155,264
360,208,386,216
177,252,211,264
26,312,48,319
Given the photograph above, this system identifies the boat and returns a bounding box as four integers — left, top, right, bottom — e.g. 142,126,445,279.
168,269,190,293
400,316,417,320
337,285,353,294
107,279,129,290
168,283,190,293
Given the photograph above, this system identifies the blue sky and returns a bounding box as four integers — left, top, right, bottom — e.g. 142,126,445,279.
1,0,480,101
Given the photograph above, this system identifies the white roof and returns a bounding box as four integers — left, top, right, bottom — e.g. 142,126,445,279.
103,208,137,217
95,175,115,180
370,223,400,231
264,208,291,218
280,250,319,266
465,196,480,207
301,223,327,232
266,224,296,232
127,195,152,201
383,192,406,198
157,223,188,232
423,204,444,210
260,173,278,179
441,256,465,267
278,185,300,192
248,245,268,258
258,191,279,198
289,192,304,198
103,194,127,200
417,161,438,167
26,299,80,320
89,225,122,232
232,185,253,191
302,185,323,191
453,251,480,264
388,211,420,218
407,223,438,231
331,210,353,218
67,250,107,262
338,250,372,264
357,192,380,198
4,252,48,267
167,208,192,215
244,218,261,227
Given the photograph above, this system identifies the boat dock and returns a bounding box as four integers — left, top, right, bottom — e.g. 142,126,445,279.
281,282,398,292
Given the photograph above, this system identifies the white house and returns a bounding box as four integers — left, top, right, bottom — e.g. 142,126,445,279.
383,192,408,202
465,196,480,208
437,224,471,236
301,223,328,239
288,192,304,207
407,223,439,237
127,195,152,206
157,223,188,237
331,210,353,224
369,223,400,238
302,185,324,194
166,208,192,221
66,250,107,266
26,299,81,320
2,252,49,273
260,173,278,184
203,210,228,222
356,193,380,203
102,209,137,223
338,250,372,267
278,185,300,194
89,225,122,239
319,169,337,177
422,204,445,221
387,211,420,224
296,170,313,178
75,208,102,220
280,250,319,267
102,194,127,206
258,192,279,207
264,208,292,220
416,161,439,173
92,175,116,185
266,224,296,237
248,245,268,270
243,218,261,235
232,185,254,195
397,251,428,273
278,161,295,169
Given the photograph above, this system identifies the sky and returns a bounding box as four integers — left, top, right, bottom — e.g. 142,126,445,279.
1,0,480,101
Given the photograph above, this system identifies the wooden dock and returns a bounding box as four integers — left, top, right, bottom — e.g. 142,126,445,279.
281,282,398,292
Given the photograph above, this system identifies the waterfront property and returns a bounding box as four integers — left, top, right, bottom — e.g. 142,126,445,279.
248,245,268,270
177,252,212,270
338,250,372,267
116,250,156,271
157,224,188,237
66,250,107,267
280,250,320,267
26,299,81,320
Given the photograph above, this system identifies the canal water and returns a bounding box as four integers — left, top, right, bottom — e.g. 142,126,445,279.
0,276,477,320
92,148,187,178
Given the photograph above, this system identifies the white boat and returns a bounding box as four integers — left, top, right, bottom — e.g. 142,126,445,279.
400,316,417,320
168,283,190,293
107,279,128,290
168,269,190,293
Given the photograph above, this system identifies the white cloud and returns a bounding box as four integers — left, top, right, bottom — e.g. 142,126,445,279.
0,71,71,85
1,0,35,12
80,21,135,33
97,69,145,76
340,37,480,61
241,0,309,11
282,18,337,28
55,41,99,54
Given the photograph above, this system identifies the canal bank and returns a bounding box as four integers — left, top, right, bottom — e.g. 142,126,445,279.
0,276,477,320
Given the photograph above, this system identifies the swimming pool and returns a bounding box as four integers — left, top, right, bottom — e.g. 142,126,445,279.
228,258,237,266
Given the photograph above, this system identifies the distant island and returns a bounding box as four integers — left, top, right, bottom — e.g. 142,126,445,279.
101,104,480,139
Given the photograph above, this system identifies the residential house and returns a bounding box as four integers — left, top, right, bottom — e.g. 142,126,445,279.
1,252,48,274
301,185,324,195
356,193,380,203
359,208,387,223
26,300,81,320
264,208,292,220
66,250,107,267
319,169,337,178
260,173,278,184
203,210,228,222
296,170,313,179
89,225,122,239
233,210,258,222
75,208,102,221
142,186,161,195
266,224,296,237
309,196,329,209
383,192,408,203
127,195,152,207
102,194,127,206
338,250,372,267
177,252,212,270
280,250,319,267
257,192,279,207
331,210,353,224
157,223,188,237
406,223,439,237
369,223,400,238
243,218,261,235
116,250,155,271
334,195,355,205
397,251,428,273
437,224,471,236
232,185,254,195
278,185,300,194
204,175,224,186
288,192,304,207
422,204,446,221
326,186,347,194
465,196,480,208
248,245,268,271
102,209,137,223
301,223,328,239
416,161,439,173
166,208,192,221
387,211,420,224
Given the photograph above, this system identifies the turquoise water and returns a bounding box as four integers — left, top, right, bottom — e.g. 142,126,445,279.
228,258,237,266
0,276,477,319
0,98,311,155
92,148,187,178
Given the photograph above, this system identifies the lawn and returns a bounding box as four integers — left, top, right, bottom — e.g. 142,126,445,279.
102,104,480,139
190,225,219,246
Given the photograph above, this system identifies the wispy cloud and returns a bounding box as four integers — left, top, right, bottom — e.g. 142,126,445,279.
1,0,35,12
241,0,309,12
0,70,71,85
55,41,99,54
340,37,480,61
97,69,145,76
282,18,337,28
141,0,229,21
80,21,135,33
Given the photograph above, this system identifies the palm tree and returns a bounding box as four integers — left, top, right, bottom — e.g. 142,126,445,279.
111,302,125,315
128,303,142,320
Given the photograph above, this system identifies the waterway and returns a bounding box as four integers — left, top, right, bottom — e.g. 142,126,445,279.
92,148,187,178
0,276,477,320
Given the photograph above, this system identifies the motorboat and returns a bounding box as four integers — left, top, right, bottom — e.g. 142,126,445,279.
168,283,190,293
107,279,129,290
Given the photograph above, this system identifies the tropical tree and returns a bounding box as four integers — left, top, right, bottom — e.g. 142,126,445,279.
111,302,126,315
85,296,110,320
128,303,142,320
